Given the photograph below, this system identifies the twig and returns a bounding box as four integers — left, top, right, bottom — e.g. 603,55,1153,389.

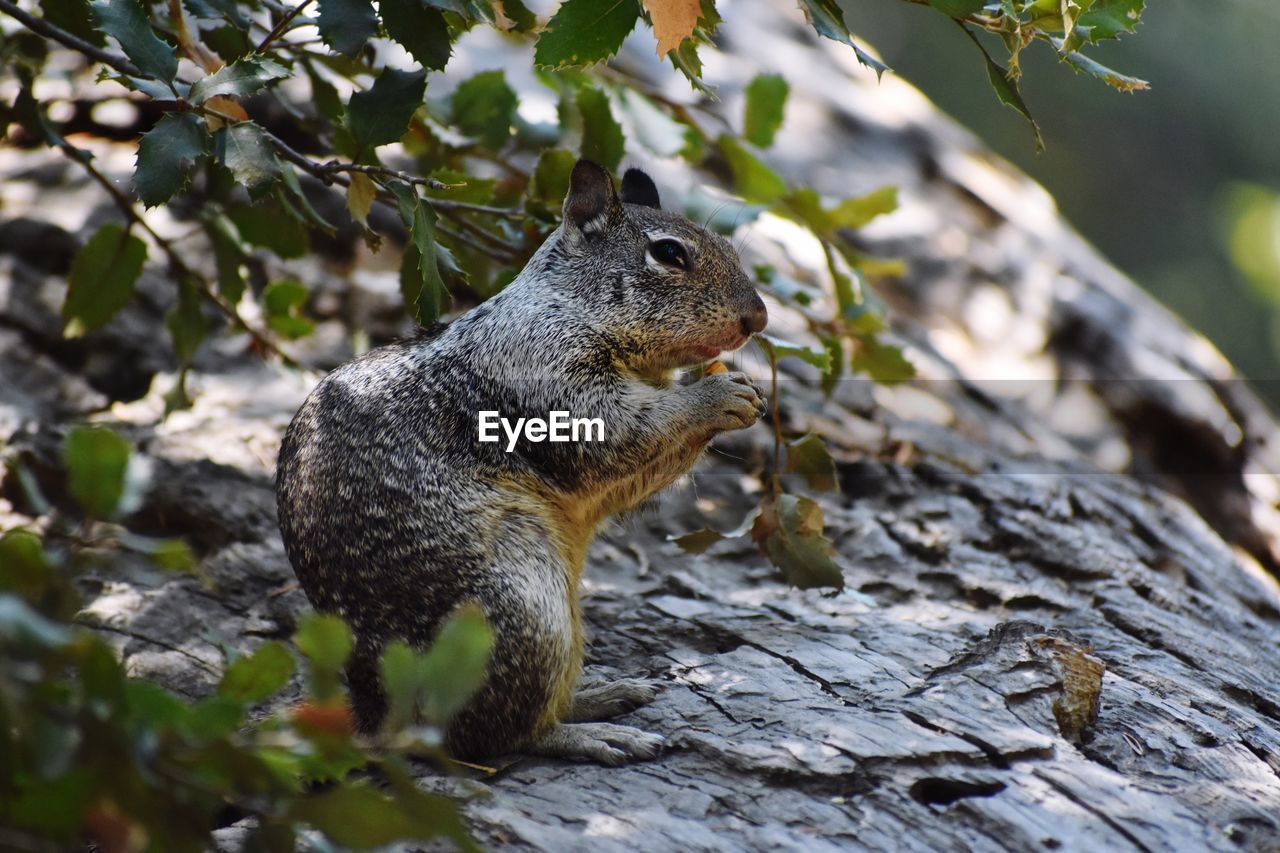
0,0,143,79
197,108,525,219
257,0,317,52
447,214,522,258
315,160,449,190
595,64,725,140
899,0,1000,30
52,137,298,367
435,222,514,263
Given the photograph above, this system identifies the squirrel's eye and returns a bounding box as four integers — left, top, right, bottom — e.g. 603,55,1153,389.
648,239,690,270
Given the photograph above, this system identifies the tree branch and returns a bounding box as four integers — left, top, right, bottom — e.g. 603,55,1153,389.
314,159,450,191
257,0,316,52
51,138,299,368
199,106,525,220
0,0,142,78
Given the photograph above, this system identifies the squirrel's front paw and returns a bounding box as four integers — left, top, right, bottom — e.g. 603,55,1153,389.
693,371,767,436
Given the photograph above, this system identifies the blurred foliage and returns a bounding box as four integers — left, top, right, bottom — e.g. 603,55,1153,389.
844,0,1280,400
2,425,491,850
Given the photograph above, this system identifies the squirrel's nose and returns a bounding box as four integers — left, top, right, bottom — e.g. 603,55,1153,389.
741,294,768,336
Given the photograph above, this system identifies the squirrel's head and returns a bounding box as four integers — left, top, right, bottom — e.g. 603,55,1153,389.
552,160,767,376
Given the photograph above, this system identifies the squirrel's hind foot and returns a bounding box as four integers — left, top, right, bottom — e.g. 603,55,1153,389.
567,679,662,722
529,722,665,766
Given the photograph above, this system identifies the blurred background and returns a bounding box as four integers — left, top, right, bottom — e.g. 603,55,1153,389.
844,0,1280,396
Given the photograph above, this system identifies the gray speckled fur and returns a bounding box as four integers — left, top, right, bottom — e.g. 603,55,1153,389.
276,162,766,761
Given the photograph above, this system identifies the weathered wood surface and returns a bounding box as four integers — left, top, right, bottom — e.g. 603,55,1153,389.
3,3,1280,850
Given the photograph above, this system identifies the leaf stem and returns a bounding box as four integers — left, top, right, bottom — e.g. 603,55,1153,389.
0,0,142,78
197,107,524,219
315,159,450,190
257,0,317,53
52,136,299,368
447,214,522,258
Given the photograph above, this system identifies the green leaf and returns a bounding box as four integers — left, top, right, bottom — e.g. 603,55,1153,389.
381,0,452,71
779,186,897,235
852,335,915,383
743,74,788,148
91,0,178,83
786,433,839,492
287,783,465,849
530,148,577,208
500,0,539,31
185,695,245,739
347,67,427,150
417,604,492,722
220,121,281,196
295,614,354,671
188,55,290,105
43,0,106,47
64,425,131,519
828,186,898,230
262,279,314,339
280,163,337,233
928,0,986,17
0,529,50,598
668,34,713,94
316,0,378,56
717,136,786,204
294,613,353,702
380,642,422,731
758,333,832,372
380,603,491,729
667,507,760,554
392,184,447,325
219,640,295,703
452,70,517,152
63,223,147,338
124,680,190,732
757,494,844,590
166,275,208,365
534,0,641,69
138,537,197,571
820,334,844,396
1076,0,1143,41
228,201,309,258
0,595,71,653
79,637,125,714
668,527,728,554
577,86,624,172
795,0,888,78
135,112,210,207
305,62,344,123
183,0,251,27
1052,39,1150,92
982,52,1042,150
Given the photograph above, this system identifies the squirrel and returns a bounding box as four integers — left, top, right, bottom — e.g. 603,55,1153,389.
276,160,768,764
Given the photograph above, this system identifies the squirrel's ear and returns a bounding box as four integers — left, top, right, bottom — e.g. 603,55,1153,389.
564,160,620,237
620,169,661,209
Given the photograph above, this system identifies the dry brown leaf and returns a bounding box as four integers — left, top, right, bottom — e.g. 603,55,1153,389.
490,1,514,31
204,96,248,131
642,0,701,56
1036,636,1105,742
